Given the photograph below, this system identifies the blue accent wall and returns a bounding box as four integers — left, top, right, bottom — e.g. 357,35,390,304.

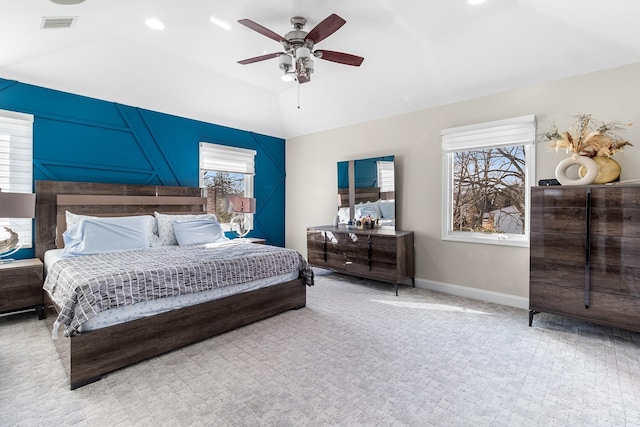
337,155,394,189
0,78,286,258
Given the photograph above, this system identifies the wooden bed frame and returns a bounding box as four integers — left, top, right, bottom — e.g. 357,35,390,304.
35,180,306,390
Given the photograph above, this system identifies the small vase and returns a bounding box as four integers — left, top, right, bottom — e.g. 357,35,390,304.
555,155,598,186
578,156,621,184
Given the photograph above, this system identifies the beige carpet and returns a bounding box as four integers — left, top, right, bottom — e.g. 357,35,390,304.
1,269,639,426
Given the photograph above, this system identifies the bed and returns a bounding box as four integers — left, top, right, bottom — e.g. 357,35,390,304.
337,187,396,227
36,180,312,389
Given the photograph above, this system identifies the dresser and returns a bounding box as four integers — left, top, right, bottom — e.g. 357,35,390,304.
307,226,414,295
529,185,640,332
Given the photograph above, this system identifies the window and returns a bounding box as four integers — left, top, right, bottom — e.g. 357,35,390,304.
441,115,536,247
0,109,34,248
376,161,395,193
199,142,256,230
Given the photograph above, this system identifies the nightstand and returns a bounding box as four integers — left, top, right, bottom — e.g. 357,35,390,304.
0,258,45,319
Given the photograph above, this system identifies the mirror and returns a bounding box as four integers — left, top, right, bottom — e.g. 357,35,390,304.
337,155,395,229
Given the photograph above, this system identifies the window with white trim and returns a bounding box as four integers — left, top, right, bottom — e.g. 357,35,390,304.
0,109,34,248
376,161,395,193
441,115,536,247
199,142,256,231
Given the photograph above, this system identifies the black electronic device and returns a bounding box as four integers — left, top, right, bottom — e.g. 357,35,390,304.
538,178,560,186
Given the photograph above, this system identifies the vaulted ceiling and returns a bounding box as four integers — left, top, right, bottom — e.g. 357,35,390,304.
2,0,640,138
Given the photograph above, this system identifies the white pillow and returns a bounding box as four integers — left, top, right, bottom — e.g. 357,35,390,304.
62,216,151,257
173,219,228,246
66,211,160,246
154,211,218,245
65,211,97,230
355,201,382,219
379,199,395,219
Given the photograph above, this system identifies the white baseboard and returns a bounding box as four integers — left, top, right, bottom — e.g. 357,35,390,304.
413,277,529,310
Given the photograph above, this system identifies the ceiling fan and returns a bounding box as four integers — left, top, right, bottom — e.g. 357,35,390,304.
237,14,364,83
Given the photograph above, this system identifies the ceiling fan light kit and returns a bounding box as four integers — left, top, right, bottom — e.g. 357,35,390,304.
237,14,364,84
50,0,85,4
296,46,310,60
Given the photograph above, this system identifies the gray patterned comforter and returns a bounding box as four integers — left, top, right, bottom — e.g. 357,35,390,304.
44,242,314,337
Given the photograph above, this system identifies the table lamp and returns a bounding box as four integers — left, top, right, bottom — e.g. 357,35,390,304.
0,189,36,263
226,196,256,238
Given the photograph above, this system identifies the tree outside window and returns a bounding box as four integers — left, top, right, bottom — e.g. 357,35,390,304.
453,146,525,234
442,115,535,247
203,171,246,224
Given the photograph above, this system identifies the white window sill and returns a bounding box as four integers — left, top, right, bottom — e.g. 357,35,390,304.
442,232,529,248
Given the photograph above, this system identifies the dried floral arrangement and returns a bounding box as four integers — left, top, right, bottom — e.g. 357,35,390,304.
539,114,633,157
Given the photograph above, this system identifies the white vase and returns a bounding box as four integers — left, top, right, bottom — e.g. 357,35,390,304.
555,155,598,186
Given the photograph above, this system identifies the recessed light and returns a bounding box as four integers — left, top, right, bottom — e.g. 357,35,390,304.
468,0,486,4
210,16,231,31
145,18,165,30
50,0,85,4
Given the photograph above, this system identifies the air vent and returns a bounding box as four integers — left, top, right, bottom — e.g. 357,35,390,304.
40,16,78,29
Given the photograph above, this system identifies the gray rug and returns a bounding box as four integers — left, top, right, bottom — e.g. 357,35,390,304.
1,269,639,426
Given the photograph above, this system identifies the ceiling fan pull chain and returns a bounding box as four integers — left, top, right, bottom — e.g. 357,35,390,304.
297,82,301,109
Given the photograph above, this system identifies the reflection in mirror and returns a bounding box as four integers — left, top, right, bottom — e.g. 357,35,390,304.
337,155,395,229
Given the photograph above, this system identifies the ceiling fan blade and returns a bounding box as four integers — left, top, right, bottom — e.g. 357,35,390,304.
315,50,364,66
238,19,285,43
237,52,281,65
305,14,346,44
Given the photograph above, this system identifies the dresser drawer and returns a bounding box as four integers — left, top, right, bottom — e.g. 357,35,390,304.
306,226,414,288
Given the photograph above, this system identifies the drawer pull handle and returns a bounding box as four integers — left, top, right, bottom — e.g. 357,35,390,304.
367,235,372,271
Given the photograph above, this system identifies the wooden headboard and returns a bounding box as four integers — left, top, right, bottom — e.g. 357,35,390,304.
35,180,207,260
338,187,380,207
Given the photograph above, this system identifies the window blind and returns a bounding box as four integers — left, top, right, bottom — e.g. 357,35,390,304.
376,161,395,193
0,109,34,248
199,142,256,174
441,115,536,152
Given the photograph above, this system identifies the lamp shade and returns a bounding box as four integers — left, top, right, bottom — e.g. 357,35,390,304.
226,196,256,214
0,190,35,218
296,46,310,60
278,54,293,71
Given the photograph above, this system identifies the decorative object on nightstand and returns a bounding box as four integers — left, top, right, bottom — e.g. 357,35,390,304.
226,196,256,238
0,189,36,264
539,114,633,185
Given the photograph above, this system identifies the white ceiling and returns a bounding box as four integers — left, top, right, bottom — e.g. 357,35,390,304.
2,0,640,139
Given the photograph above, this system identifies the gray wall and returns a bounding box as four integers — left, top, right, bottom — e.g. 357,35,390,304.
285,62,640,304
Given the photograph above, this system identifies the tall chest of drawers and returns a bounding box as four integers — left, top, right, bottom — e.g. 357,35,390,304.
530,185,640,332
